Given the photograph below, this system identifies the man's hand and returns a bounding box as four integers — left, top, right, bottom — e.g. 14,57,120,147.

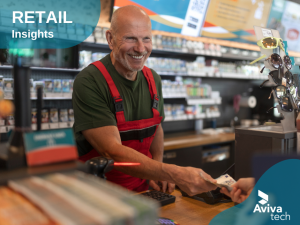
170,166,217,196
149,180,175,193
220,178,255,203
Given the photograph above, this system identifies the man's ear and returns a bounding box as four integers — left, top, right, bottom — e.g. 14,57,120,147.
106,30,114,50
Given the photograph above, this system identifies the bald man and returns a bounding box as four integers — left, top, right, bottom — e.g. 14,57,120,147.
73,5,216,195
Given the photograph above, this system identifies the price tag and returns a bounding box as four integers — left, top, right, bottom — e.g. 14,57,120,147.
50,123,59,129
41,123,49,130
31,124,37,131
59,122,69,128
262,28,273,37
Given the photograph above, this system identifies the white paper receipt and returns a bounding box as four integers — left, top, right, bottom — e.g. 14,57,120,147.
262,28,273,37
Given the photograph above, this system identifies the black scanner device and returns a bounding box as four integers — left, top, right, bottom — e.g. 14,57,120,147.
85,156,114,179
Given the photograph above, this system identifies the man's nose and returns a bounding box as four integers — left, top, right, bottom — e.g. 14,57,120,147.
133,39,146,53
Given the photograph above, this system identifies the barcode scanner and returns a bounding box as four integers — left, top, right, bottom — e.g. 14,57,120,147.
85,157,114,179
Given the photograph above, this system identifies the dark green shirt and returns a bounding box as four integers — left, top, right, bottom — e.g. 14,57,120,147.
73,54,165,156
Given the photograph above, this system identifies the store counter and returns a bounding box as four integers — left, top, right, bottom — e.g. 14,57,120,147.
160,189,234,224
163,132,235,177
164,132,235,151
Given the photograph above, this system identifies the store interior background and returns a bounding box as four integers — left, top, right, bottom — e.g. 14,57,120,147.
1,0,300,177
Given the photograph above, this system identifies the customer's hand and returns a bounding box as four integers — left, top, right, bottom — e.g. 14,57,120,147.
220,178,255,203
149,180,175,193
173,167,217,196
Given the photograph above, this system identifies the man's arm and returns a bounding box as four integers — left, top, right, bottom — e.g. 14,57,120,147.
148,124,175,193
82,126,217,196
149,124,164,162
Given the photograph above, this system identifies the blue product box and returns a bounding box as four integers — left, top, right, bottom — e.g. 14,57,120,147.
62,79,70,93
53,79,62,93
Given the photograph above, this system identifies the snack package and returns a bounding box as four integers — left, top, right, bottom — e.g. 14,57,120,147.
3,78,13,93
50,108,58,123
43,79,54,93
31,108,37,124
33,81,45,92
59,109,68,122
53,79,62,93
6,113,14,125
41,109,49,123
69,80,74,92
29,79,34,92
0,75,4,91
62,80,70,93
68,109,74,121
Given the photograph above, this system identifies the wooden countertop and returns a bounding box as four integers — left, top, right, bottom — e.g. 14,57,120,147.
159,189,234,224
164,132,235,151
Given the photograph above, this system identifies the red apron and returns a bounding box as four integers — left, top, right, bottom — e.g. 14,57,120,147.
78,61,163,192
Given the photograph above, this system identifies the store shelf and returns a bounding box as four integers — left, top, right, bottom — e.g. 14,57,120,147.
159,71,267,80
1,122,74,133
164,95,187,99
4,93,72,100
0,65,80,72
187,98,222,105
80,42,257,61
164,112,220,122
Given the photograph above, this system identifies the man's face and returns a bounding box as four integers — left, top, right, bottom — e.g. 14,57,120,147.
111,18,152,72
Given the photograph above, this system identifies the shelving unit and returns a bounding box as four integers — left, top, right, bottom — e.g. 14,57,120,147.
0,122,74,134
0,39,270,137
80,42,258,62
164,112,220,122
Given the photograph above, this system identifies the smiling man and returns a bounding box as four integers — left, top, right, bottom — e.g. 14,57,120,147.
73,5,216,195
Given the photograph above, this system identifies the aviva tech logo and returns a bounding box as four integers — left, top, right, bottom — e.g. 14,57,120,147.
253,190,291,221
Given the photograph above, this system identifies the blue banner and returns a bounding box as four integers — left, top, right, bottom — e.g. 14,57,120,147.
0,0,100,49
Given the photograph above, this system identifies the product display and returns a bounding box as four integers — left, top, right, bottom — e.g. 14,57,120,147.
164,104,220,121
43,79,54,93
53,79,62,93
41,109,49,123
49,108,59,123
7,171,158,225
59,109,69,122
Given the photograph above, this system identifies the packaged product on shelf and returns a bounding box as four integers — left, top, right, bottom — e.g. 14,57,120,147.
167,36,173,49
94,26,103,43
53,79,62,93
176,37,182,49
59,109,69,122
0,116,5,126
41,109,49,123
31,108,37,124
68,109,74,121
69,79,74,92
92,52,105,62
3,78,14,95
29,79,34,92
50,108,59,123
6,113,14,125
43,79,53,93
62,80,70,93
79,50,92,68
33,81,45,93
156,35,162,49
0,75,3,91
162,36,167,49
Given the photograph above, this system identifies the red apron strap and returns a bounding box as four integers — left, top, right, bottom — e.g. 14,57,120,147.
142,66,160,118
91,61,125,123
